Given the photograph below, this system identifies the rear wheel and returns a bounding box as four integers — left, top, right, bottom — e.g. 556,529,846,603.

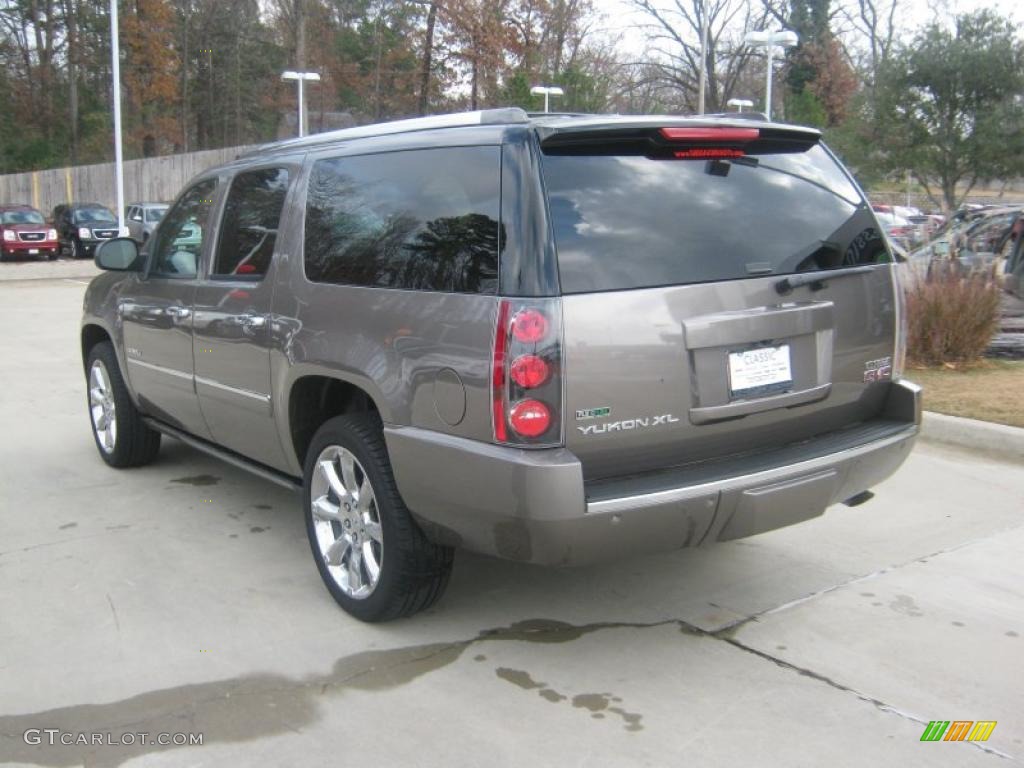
86,341,161,468
303,414,453,621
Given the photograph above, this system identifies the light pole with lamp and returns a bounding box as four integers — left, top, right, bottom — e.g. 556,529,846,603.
281,70,321,137
727,98,754,113
530,85,564,113
743,29,798,121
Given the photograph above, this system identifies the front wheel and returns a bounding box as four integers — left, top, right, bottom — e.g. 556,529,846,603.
86,342,161,467
303,414,453,622
70,238,82,259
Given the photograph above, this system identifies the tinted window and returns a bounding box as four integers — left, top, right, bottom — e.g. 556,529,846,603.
213,168,290,279
304,146,501,293
150,179,217,278
146,207,167,222
542,144,889,293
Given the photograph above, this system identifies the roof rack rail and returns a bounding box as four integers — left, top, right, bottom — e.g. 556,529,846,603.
700,111,770,121
242,108,529,157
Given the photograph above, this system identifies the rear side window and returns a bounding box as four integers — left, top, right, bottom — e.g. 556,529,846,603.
213,168,290,279
542,144,889,293
304,146,501,294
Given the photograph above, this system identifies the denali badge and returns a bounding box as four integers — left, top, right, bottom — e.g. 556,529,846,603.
863,356,893,383
578,414,679,435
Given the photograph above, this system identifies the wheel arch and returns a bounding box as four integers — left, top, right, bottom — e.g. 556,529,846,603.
286,373,387,471
81,323,113,373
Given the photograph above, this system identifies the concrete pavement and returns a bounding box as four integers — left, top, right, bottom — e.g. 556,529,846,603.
1,269,1022,767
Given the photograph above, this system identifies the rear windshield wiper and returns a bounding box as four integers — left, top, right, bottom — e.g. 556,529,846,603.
775,265,876,295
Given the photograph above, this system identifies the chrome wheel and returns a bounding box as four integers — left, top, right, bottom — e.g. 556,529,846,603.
89,359,117,454
310,446,383,599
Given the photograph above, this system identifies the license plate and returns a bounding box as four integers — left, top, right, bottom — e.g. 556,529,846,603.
28,248,39,254
728,344,793,398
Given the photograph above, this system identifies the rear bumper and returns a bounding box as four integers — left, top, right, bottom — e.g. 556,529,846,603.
385,379,922,566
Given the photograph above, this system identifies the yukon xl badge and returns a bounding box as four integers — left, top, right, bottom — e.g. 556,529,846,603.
577,413,679,436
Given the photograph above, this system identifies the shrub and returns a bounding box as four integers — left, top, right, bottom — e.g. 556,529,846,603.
905,264,1002,366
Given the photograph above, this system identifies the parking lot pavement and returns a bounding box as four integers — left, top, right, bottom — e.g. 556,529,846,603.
1,271,1022,767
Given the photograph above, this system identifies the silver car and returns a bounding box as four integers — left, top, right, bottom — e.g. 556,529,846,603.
81,109,921,622
125,202,168,244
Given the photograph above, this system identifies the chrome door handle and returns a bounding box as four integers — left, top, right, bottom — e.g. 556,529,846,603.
239,314,266,329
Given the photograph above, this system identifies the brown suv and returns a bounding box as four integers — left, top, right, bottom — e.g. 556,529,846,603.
81,109,921,621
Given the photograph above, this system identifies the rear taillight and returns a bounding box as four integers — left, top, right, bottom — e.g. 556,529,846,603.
492,298,563,446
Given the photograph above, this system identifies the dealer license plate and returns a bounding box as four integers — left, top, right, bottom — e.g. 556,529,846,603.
28,249,39,254
728,344,793,398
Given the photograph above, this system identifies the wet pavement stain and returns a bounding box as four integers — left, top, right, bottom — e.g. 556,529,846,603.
58,522,77,530
0,619,659,765
494,669,641,730
888,595,924,617
250,526,268,534
170,474,220,487
496,668,546,690
1007,631,1019,638
253,504,272,510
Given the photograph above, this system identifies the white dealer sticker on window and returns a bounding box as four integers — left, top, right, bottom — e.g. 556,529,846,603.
728,344,793,398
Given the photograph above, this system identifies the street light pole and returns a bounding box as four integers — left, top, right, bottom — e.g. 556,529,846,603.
281,70,321,137
110,0,125,235
530,85,565,113
697,2,708,114
743,29,798,121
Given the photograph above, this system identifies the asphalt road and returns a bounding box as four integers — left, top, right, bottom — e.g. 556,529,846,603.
1,264,1022,767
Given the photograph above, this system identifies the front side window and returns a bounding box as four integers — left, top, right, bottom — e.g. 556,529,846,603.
304,146,501,294
212,168,290,279
146,207,167,223
150,179,217,278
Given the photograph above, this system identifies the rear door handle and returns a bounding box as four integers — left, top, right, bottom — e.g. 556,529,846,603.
239,314,266,329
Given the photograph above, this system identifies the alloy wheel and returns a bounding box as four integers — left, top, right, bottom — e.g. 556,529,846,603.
88,359,117,454
310,445,384,599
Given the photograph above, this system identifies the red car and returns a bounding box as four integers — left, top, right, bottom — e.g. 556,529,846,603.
0,205,60,261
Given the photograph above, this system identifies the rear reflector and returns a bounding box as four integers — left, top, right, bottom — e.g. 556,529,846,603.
492,300,511,442
660,127,760,141
673,148,745,159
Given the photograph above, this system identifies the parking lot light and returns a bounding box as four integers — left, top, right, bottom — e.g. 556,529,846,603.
744,29,798,121
281,70,321,138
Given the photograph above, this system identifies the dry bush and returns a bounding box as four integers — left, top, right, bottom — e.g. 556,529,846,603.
906,264,1002,366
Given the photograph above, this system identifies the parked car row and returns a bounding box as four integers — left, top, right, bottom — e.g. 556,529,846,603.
908,206,1023,276
0,200,170,262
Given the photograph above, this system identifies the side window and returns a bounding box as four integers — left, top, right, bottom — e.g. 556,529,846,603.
129,207,142,222
150,179,217,278
212,168,290,279
304,146,501,294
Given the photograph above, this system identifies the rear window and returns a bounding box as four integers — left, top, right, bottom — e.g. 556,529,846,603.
542,144,890,293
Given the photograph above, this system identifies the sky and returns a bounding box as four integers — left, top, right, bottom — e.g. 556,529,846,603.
590,0,1024,56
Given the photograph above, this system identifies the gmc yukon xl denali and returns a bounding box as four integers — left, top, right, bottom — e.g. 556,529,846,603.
81,109,921,622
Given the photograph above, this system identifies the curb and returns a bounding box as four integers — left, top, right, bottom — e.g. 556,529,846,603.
920,411,1024,462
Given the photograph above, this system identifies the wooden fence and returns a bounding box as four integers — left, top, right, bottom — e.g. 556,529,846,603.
0,144,255,217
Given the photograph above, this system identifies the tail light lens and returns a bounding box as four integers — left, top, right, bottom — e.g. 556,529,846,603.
509,400,551,437
492,298,562,446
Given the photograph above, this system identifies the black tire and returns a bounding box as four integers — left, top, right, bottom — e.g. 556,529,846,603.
70,238,82,259
85,341,161,468
303,413,453,622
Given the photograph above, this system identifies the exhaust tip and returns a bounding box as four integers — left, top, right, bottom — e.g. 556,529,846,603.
843,490,875,508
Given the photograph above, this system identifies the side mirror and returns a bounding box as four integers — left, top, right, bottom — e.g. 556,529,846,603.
95,237,141,271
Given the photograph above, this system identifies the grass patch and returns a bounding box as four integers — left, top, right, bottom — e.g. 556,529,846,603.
910,360,1024,427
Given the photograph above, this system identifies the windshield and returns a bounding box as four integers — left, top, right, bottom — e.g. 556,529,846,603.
75,208,116,224
2,210,45,226
542,143,892,293
146,207,168,222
